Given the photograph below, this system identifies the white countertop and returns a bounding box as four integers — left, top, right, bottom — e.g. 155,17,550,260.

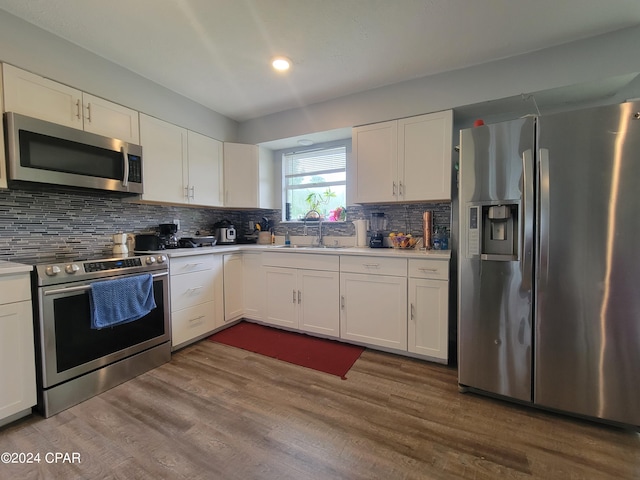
0,260,34,275
138,244,451,260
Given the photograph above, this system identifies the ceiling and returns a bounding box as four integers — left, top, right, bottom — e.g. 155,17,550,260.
1,0,640,125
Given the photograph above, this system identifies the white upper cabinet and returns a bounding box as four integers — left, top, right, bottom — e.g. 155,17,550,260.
139,114,187,204
186,130,223,207
353,120,398,203
81,93,140,144
352,110,453,203
223,142,259,208
139,114,223,207
223,143,274,209
2,64,140,143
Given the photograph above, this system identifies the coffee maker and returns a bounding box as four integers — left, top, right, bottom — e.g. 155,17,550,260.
369,212,387,248
159,223,179,249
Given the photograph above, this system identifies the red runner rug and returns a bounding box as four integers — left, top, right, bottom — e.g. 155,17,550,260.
208,321,364,379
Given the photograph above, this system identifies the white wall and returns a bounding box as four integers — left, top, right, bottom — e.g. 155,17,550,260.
238,25,640,145
0,10,238,141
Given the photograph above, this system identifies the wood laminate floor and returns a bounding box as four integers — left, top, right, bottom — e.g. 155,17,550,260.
1,341,638,479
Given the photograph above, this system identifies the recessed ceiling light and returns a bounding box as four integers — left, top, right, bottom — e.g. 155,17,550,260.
271,56,291,72
298,139,314,146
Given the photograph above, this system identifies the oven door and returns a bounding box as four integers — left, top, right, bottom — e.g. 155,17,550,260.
36,271,169,389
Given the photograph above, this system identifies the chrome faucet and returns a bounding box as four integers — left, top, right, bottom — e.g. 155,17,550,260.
316,218,324,247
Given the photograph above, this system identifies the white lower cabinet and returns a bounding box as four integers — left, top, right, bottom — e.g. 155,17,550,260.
169,254,223,349
408,259,449,362
263,253,340,338
0,271,36,426
340,272,407,350
264,267,298,329
242,252,264,320
339,256,408,350
264,267,340,337
223,253,244,322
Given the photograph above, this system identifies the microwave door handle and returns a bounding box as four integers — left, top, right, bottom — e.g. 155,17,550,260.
121,145,129,187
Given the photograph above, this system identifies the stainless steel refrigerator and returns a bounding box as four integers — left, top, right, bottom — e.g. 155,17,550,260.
458,101,640,428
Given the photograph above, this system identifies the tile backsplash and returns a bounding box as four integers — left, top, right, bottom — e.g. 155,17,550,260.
0,184,450,263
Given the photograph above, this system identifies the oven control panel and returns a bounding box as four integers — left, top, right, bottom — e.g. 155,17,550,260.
36,255,168,286
85,257,142,272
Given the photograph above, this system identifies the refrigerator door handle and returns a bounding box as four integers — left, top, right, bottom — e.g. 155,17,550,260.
538,148,550,286
522,149,534,290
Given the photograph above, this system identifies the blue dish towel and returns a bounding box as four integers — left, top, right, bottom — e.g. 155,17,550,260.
89,274,156,329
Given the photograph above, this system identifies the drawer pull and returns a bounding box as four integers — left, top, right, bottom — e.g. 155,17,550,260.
418,267,438,272
362,263,380,268
188,315,206,324
188,286,204,293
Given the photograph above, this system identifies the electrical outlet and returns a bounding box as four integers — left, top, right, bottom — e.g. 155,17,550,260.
173,219,180,230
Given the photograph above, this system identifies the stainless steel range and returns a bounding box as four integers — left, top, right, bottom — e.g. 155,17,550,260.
32,254,171,417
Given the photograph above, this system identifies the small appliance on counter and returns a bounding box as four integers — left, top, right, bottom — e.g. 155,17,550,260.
158,223,179,249
369,212,387,248
213,219,237,245
178,236,217,248
112,233,129,256
135,233,162,251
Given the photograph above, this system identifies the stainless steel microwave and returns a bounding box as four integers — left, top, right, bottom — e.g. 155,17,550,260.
4,112,143,194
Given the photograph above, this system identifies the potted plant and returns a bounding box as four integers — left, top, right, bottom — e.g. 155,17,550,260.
304,188,336,219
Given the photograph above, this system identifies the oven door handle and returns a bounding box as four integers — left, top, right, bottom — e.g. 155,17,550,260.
44,272,168,296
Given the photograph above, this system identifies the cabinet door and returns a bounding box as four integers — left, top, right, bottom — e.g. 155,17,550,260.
186,131,223,207
0,301,36,421
408,278,448,361
82,93,140,144
399,110,452,202
0,67,7,189
223,254,244,322
298,269,340,338
223,142,258,208
340,273,407,350
243,252,264,320
353,120,397,203
3,64,83,129
264,267,298,329
139,114,188,204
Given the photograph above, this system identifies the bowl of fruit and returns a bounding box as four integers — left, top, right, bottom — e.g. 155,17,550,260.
389,232,417,249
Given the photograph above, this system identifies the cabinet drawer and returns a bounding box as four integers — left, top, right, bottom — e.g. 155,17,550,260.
0,274,31,304
262,252,339,271
340,256,407,276
170,254,215,276
170,270,216,311
408,259,449,280
171,301,217,347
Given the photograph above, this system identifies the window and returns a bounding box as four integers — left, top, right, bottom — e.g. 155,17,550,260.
283,145,347,221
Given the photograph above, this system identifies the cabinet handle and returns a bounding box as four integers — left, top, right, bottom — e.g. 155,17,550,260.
411,303,415,320
188,286,204,293
418,267,438,272
341,295,345,310
293,289,296,304
298,290,301,304
75,99,81,119
86,103,92,123
188,315,206,324
184,186,190,199
399,181,404,196
392,181,397,196
363,263,380,268
190,185,195,199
